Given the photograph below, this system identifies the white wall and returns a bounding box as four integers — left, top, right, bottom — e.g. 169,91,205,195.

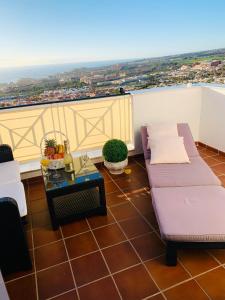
132,86,202,153
199,87,225,152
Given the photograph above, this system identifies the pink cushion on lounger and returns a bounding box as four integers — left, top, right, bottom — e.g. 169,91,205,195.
151,186,225,241
146,156,221,187
141,123,199,160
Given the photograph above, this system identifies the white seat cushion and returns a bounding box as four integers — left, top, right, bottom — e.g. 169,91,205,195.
152,186,225,242
0,181,27,217
0,160,21,184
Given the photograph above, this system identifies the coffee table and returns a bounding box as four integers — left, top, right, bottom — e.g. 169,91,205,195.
42,157,107,230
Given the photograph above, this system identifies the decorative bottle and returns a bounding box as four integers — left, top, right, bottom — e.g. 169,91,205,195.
63,140,74,172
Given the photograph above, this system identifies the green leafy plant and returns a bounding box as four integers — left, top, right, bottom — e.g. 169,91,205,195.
103,139,128,163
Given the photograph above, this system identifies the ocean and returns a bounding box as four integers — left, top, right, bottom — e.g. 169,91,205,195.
0,59,129,84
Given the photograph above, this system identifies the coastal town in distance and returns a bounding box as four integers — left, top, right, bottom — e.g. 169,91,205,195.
1,48,225,108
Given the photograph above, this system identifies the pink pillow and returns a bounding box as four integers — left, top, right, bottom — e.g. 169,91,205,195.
147,123,178,149
148,136,190,164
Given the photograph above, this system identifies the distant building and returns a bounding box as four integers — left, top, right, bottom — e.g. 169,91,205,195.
211,60,222,67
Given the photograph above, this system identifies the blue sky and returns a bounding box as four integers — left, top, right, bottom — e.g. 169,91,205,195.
1,0,225,67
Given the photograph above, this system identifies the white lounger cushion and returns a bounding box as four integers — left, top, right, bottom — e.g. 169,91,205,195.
0,181,27,217
152,186,225,242
0,160,21,184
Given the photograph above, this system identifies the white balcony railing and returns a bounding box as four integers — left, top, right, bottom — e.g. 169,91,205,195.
0,94,133,163
0,84,224,172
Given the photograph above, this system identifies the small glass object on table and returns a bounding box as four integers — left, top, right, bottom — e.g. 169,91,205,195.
40,157,50,178
81,152,89,173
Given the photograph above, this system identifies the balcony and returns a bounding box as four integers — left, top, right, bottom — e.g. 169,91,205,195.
1,84,225,300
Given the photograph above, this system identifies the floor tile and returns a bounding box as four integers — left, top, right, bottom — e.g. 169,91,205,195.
204,148,219,156
28,176,44,184
164,280,209,300
65,231,98,259
113,264,159,300
71,251,109,286
110,202,139,221
178,249,218,276
78,277,120,300
114,176,147,191
217,154,225,163
100,170,112,183
104,181,120,194
37,262,74,300
218,175,225,187
131,232,165,261
130,193,153,213
119,216,152,238
52,290,78,300
61,219,90,238
148,294,165,300
35,240,67,271
106,191,128,207
203,156,221,166
209,249,225,263
28,185,46,201
33,226,62,247
200,151,209,158
6,159,225,299
6,274,37,300
144,210,159,229
93,223,126,248
31,210,51,228
102,241,140,273
196,267,225,299
29,198,48,214
123,187,150,200
87,211,115,229
211,163,225,175
145,256,190,289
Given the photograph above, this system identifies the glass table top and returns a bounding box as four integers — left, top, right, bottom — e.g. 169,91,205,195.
42,156,102,192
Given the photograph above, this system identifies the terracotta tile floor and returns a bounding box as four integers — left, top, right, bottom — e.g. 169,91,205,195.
4,144,225,300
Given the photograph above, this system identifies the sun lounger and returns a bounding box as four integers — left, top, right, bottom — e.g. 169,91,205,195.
141,123,225,265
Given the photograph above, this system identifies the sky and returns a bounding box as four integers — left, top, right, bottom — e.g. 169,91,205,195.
1,0,225,68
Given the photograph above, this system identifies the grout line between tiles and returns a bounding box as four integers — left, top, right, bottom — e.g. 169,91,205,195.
104,167,167,298
108,205,166,299
86,219,123,300
15,155,225,299
176,257,212,300
104,161,222,300
4,272,36,284
206,250,223,266
158,264,222,296
46,288,77,300
60,226,81,300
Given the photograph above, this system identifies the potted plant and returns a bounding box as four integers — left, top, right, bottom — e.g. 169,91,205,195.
103,139,128,174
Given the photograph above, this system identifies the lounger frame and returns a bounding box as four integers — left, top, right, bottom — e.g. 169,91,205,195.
166,241,225,266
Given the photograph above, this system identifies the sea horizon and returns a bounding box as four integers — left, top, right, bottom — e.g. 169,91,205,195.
0,58,132,84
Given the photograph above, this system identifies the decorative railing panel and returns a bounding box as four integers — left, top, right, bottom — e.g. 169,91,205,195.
0,95,133,162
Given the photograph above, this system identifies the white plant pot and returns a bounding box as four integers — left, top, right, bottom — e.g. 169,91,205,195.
104,158,128,175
